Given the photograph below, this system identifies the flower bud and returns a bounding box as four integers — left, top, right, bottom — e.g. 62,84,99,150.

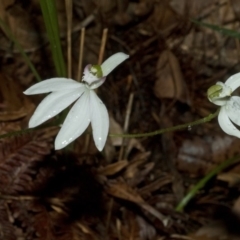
207,84,223,100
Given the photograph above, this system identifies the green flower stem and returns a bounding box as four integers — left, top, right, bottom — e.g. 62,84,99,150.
39,0,66,77
175,155,240,212
0,17,41,82
109,109,219,138
0,110,219,141
0,128,33,140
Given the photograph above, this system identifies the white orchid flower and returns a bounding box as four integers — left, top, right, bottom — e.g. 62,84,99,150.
207,73,240,138
24,52,129,151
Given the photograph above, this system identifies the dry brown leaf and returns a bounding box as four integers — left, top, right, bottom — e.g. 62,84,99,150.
0,130,54,196
0,0,14,22
231,0,240,21
154,50,190,104
233,197,240,216
97,160,128,176
0,203,16,240
147,1,178,31
217,172,240,187
109,115,124,146
0,1,79,52
108,114,145,154
210,136,237,164
136,1,179,36
139,175,173,195
190,0,234,26
137,215,156,240
124,152,151,179
0,121,21,135
188,223,240,240
170,0,217,17
177,135,240,176
177,137,213,176
0,74,34,121
127,162,155,187
106,182,144,204
98,0,120,19
118,211,142,240
106,181,168,224
114,0,154,26
0,4,46,52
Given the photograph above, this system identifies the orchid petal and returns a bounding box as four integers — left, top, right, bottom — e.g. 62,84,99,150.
24,78,83,95
101,52,129,76
29,86,86,128
89,91,109,151
216,82,231,98
209,97,228,106
224,96,240,126
225,73,240,92
89,77,106,89
218,107,240,138
55,90,91,150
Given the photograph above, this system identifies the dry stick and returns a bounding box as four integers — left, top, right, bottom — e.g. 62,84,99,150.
235,38,240,63
0,194,38,201
83,28,108,152
98,28,108,65
0,194,68,213
118,92,134,161
106,198,114,232
65,0,73,78
116,219,122,240
72,9,97,32
77,28,85,81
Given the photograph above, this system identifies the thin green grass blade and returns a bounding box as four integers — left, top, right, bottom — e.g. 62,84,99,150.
192,19,240,39
0,128,33,139
39,0,66,77
0,17,41,82
0,110,219,141
0,120,60,140
175,156,240,212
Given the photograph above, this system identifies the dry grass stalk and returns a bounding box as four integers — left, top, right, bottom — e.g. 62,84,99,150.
77,27,85,81
65,0,73,78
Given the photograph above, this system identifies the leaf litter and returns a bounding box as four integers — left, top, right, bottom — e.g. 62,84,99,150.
1,0,240,239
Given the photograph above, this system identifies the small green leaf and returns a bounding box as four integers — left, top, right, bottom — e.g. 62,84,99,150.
192,19,240,39
40,0,66,77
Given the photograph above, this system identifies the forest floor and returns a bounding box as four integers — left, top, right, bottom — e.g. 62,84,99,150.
1,0,240,239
